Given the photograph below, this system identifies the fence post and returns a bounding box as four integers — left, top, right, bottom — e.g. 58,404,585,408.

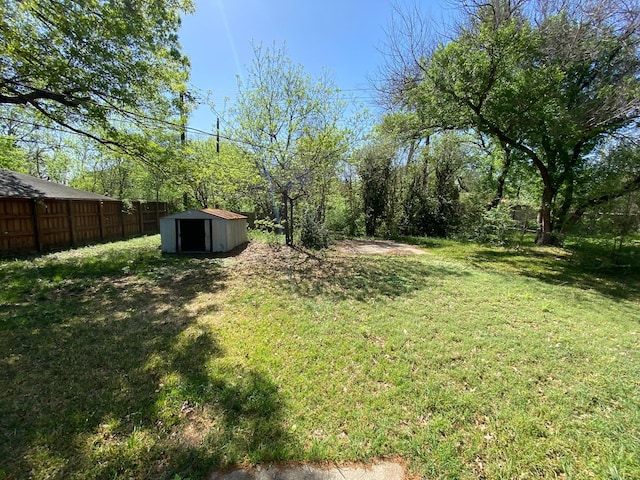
67,200,76,247
98,201,105,241
30,198,42,252
120,202,126,238
155,202,160,233
137,201,143,235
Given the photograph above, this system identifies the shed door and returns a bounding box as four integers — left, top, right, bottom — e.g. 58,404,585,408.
178,219,206,252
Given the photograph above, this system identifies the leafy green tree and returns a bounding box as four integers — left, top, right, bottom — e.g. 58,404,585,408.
563,140,640,234
327,158,364,236
0,0,193,162
0,135,27,172
68,132,183,202
383,0,640,245
357,141,395,236
176,137,263,210
0,114,80,182
296,127,349,223
418,133,467,237
232,43,347,245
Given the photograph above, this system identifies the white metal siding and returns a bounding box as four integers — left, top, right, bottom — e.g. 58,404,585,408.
159,218,177,253
227,218,247,250
213,217,227,252
204,220,212,252
160,210,247,254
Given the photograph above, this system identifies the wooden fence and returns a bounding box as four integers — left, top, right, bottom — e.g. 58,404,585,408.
0,198,167,255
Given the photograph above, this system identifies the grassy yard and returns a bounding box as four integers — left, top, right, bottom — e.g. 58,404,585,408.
0,234,638,479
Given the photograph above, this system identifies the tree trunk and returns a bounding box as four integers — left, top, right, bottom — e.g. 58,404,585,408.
281,191,295,246
288,196,294,246
281,192,290,246
489,144,512,209
536,187,557,245
365,208,376,236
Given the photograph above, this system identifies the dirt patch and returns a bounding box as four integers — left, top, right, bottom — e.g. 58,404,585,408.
221,240,427,284
218,240,429,300
335,239,426,256
222,242,307,279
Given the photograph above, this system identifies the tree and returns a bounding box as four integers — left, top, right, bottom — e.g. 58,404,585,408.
357,141,395,236
232,43,347,246
0,0,193,162
563,140,640,233
422,133,467,237
382,0,640,245
176,137,262,210
0,135,27,172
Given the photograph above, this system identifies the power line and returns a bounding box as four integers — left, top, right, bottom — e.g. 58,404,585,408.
1,83,382,153
0,110,279,154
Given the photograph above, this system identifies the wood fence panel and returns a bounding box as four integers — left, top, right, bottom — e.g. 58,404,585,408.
101,201,123,240
0,198,36,253
38,199,71,250
123,205,141,237
0,198,167,256
142,202,165,234
71,201,101,246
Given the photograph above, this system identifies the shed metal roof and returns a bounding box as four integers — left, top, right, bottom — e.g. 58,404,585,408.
201,208,247,220
162,208,247,220
0,169,116,201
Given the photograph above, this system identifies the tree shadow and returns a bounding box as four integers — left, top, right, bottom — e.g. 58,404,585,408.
466,246,640,301
256,245,470,301
0,245,293,479
161,241,250,260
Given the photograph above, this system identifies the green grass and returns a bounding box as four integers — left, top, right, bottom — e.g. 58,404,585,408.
1,235,639,479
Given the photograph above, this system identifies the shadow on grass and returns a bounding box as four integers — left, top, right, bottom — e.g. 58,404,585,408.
466,244,640,301
0,239,294,479
160,241,250,261
337,235,640,301
279,248,469,301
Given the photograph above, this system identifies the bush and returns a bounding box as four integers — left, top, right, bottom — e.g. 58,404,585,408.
248,229,284,246
299,211,330,249
467,202,517,246
254,218,284,233
325,199,364,237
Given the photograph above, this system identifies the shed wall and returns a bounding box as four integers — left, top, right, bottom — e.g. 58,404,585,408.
159,218,177,253
212,217,227,252
159,212,247,254
226,218,248,251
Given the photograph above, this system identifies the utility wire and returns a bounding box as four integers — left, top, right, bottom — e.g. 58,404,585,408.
0,112,269,152
1,83,381,153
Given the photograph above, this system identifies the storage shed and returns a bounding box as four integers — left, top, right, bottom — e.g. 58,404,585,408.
160,208,248,253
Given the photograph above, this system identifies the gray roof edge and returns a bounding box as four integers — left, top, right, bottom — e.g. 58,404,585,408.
0,169,116,201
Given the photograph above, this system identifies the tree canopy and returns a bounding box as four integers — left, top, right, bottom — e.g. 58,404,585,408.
0,0,193,156
1,0,638,249
382,0,640,244
231,43,348,245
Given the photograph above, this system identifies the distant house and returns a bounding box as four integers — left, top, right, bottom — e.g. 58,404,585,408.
160,208,248,253
0,169,166,254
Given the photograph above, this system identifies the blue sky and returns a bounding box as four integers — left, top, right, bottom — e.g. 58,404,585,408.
178,0,449,133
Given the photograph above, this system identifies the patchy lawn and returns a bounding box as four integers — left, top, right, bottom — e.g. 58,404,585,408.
0,235,638,479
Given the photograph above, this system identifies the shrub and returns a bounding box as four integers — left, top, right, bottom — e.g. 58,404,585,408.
254,218,284,232
299,211,330,249
325,199,364,237
467,202,517,246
